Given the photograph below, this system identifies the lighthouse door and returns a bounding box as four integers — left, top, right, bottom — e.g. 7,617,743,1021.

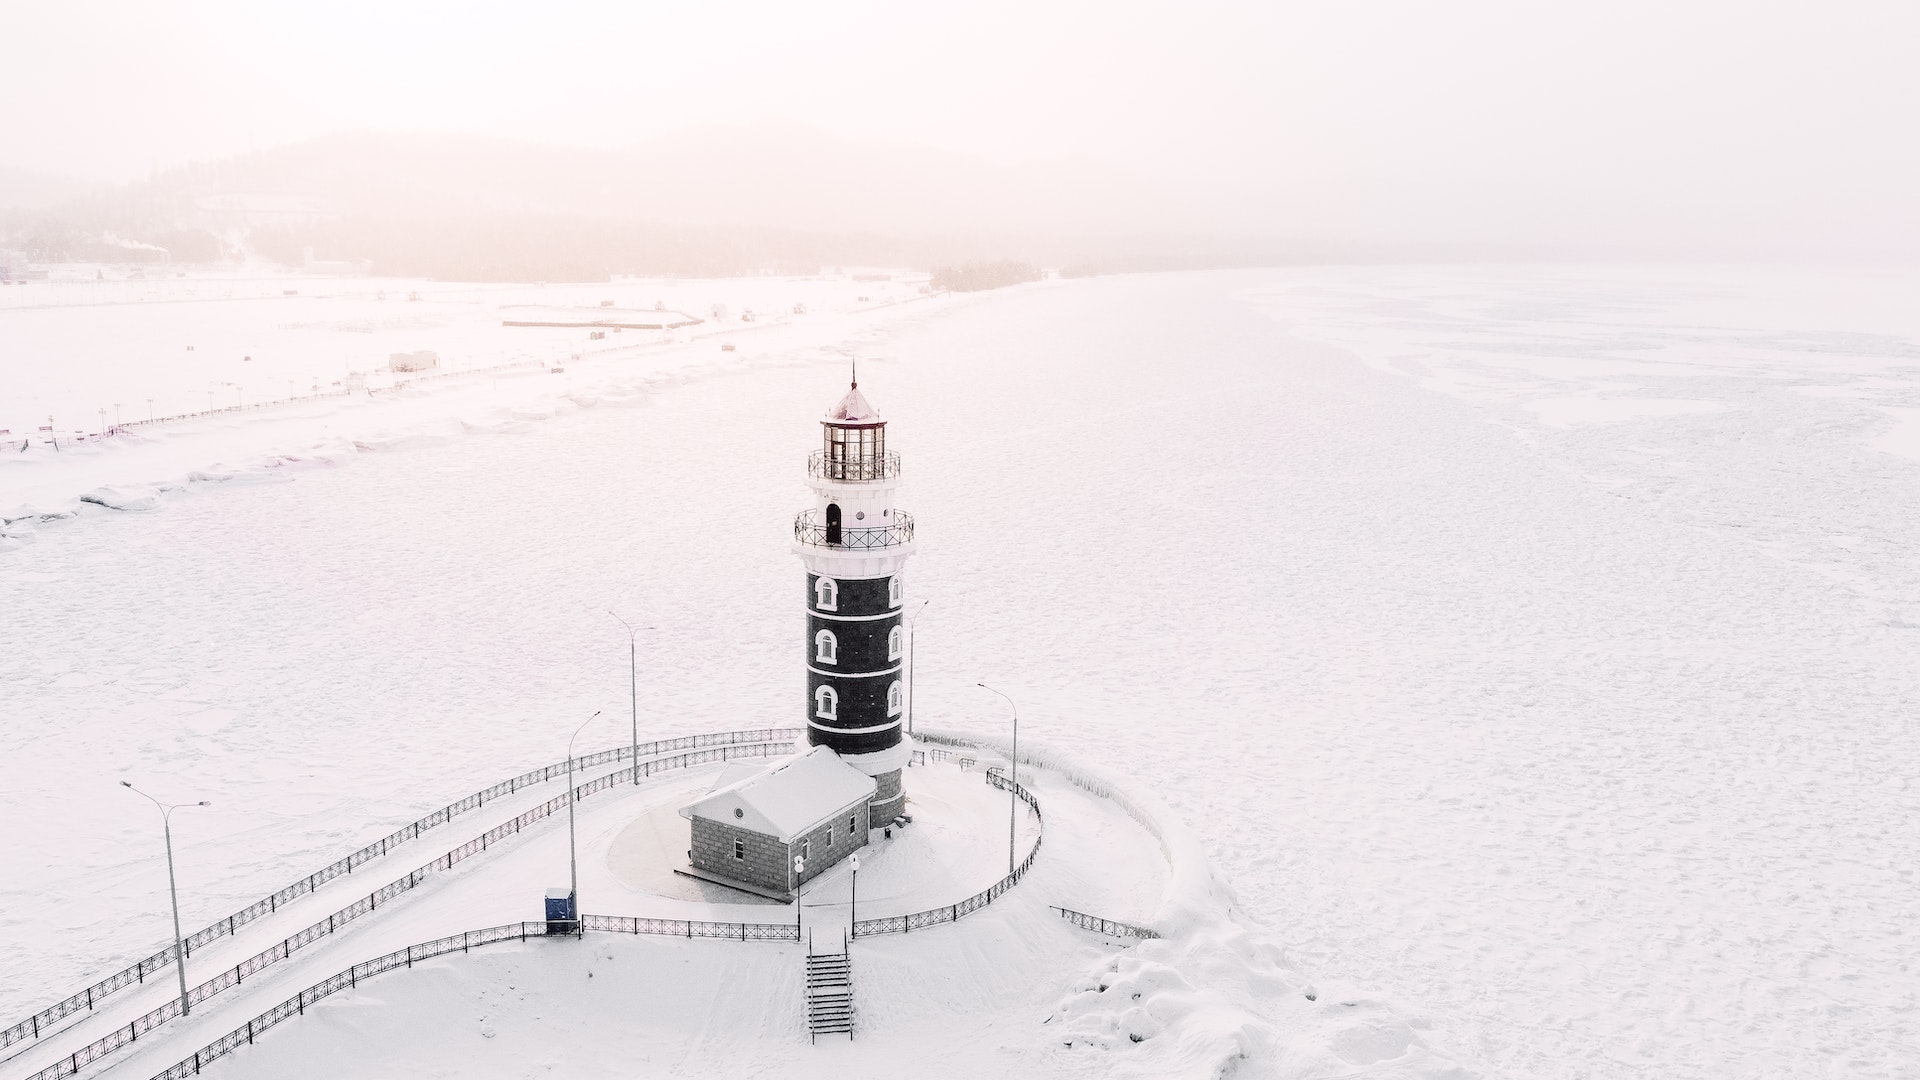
825,503,842,545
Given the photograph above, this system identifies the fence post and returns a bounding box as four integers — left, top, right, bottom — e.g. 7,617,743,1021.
86,988,92,1010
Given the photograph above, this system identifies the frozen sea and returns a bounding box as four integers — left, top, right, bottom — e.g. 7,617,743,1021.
2,265,1917,1078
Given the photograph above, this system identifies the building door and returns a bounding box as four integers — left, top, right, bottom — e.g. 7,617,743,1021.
825,503,842,545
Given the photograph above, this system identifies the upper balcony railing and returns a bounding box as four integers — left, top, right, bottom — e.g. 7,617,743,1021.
794,509,914,551
808,450,901,483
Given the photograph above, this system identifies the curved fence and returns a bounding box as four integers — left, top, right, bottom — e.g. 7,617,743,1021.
10,733,798,1078
1051,906,1160,940
851,771,1041,937
143,910,802,1080
143,922,547,1080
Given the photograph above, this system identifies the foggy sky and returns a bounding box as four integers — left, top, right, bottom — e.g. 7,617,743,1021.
6,0,1918,258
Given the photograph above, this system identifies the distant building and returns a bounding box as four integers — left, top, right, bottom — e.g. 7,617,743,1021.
0,250,31,283
388,350,439,373
680,747,876,899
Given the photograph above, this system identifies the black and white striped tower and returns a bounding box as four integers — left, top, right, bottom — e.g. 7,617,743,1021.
792,377,914,821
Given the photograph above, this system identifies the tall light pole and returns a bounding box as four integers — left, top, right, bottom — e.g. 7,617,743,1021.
848,853,860,935
607,611,644,784
792,854,806,932
905,599,930,737
975,683,1019,873
566,710,602,926
122,782,209,1017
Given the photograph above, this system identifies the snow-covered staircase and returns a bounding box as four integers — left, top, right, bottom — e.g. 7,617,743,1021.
805,948,854,1041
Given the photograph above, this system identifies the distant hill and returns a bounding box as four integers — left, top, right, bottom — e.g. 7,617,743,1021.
0,124,1290,280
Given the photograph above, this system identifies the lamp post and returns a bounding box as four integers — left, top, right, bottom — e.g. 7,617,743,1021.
566,710,602,926
905,599,930,737
848,853,860,935
607,611,644,784
792,854,806,932
976,683,1019,873
121,782,209,1017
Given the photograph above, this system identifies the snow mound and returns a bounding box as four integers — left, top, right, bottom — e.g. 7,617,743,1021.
920,731,1477,1079
77,486,158,511
1050,930,1468,1080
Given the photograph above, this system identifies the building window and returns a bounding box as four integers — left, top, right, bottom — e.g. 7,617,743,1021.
815,629,838,664
733,839,745,860
815,577,838,611
849,815,857,835
801,838,811,861
887,625,903,660
815,684,838,720
888,576,902,605
887,680,903,715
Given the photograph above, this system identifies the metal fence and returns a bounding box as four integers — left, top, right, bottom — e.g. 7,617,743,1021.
3,729,798,1061
792,510,915,550
581,914,800,942
144,922,547,1080
851,771,1042,938
1050,906,1160,940
140,911,804,1080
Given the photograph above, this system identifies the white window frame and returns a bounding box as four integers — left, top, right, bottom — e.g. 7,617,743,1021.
888,576,903,606
801,838,811,861
815,629,839,664
886,625,903,661
886,679,903,716
814,577,838,611
815,684,839,720
732,839,745,860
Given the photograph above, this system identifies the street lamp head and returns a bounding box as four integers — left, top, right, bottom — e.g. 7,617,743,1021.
849,854,859,872
196,801,211,807
120,780,132,788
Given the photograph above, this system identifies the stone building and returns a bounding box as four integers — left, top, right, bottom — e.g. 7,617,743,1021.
680,747,877,900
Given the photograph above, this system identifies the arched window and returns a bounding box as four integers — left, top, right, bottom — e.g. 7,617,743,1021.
814,577,838,611
888,576,903,606
886,680,903,715
886,625,903,660
815,629,838,664
815,684,839,720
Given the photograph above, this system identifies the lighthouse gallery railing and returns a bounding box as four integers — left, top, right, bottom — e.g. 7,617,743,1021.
793,510,914,550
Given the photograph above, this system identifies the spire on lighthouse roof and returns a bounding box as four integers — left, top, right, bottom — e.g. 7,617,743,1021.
824,365,881,424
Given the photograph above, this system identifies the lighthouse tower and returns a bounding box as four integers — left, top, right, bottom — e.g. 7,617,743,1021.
793,377,914,821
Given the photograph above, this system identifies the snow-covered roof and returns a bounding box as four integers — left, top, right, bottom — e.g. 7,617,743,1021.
679,746,877,842
824,383,882,424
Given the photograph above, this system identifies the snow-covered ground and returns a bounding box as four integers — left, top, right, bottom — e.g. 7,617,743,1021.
4,264,1918,1078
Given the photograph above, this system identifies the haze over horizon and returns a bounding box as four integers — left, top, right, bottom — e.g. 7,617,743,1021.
6,0,1920,260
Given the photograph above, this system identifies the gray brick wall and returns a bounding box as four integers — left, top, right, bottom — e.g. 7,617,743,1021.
689,801,873,896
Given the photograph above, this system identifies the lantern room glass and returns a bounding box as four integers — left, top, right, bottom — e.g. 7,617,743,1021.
823,423,885,479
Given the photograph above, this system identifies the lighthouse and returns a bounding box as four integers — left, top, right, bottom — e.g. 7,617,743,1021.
793,376,914,822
